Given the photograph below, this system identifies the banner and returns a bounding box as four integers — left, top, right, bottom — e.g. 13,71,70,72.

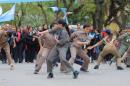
0,4,16,22
0,0,55,3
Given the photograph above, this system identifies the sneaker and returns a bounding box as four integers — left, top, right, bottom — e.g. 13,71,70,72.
94,65,99,69
47,73,54,79
117,66,124,70
80,68,89,72
53,63,58,67
126,65,130,68
10,64,15,70
34,70,39,74
73,71,79,79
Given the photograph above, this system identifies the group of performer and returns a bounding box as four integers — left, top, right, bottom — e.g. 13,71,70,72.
0,19,130,79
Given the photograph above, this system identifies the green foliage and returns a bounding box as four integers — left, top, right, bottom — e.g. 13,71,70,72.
0,0,129,28
68,0,95,24
0,2,55,27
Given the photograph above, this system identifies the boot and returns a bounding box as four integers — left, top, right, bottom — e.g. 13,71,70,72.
47,73,54,79
117,66,124,70
10,64,15,70
94,65,99,69
73,71,79,79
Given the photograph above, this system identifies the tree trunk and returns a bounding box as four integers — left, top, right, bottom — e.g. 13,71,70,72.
37,3,48,25
94,0,104,32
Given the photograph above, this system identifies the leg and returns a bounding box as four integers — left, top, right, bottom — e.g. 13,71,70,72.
77,49,90,71
35,47,43,67
46,46,58,73
69,46,77,65
46,46,58,78
58,47,74,72
111,47,123,70
35,48,50,73
110,44,128,65
96,48,109,65
3,43,14,70
58,47,79,79
94,47,109,69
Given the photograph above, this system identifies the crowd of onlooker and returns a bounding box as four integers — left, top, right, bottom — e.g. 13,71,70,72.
0,24,49,63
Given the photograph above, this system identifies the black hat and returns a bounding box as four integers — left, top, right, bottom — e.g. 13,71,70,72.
105,29,112,35
57,19,67,26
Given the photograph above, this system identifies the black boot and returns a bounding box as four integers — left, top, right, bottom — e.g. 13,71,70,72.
47,73,54,79
73,71,79,79
117,66,124,70
126,65,130,68
34,70,39,74
80,68,89,72
94,65,99,69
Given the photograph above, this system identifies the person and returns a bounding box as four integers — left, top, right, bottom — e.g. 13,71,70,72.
86,26,96,62
34,23,58,74
13,28,24,63
121,46,130,67
77,23,81,30
38,19,79,79
69,24,91,72
116,31,130,67
87,29,124,70
117,31,130,57
0,29,15,70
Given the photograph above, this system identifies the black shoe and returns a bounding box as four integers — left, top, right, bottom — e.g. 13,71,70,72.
73,71,79,79
117,66,124,70
2,60,7,64
94,65,99,69
47,73,54,79
53,63,58,67
34,70,39,74
80,68,89,72
126,65,130,68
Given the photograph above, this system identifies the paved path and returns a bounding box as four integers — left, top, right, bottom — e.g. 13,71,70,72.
0,63,130,86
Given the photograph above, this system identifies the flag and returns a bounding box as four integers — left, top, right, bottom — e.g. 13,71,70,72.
49,6,59,12
60,8,67,15
0,6,2,15
0,0,55,3
60,8,69,24
0,4,16,22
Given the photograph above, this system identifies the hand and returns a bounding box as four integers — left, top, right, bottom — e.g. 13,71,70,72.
13,44,16,48
55,37,59,43
37,31,44,36
33,35,39,39
32,38,35,41
87,46,94,50
85,41,90,45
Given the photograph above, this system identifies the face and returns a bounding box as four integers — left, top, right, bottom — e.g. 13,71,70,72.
17,29,21,32
38,26,43,31
53,23,58,28
44,24,48,29
77,24,80,29
89,26,94,31
29,27,32,32
84,26,91,33
57,23,63,29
